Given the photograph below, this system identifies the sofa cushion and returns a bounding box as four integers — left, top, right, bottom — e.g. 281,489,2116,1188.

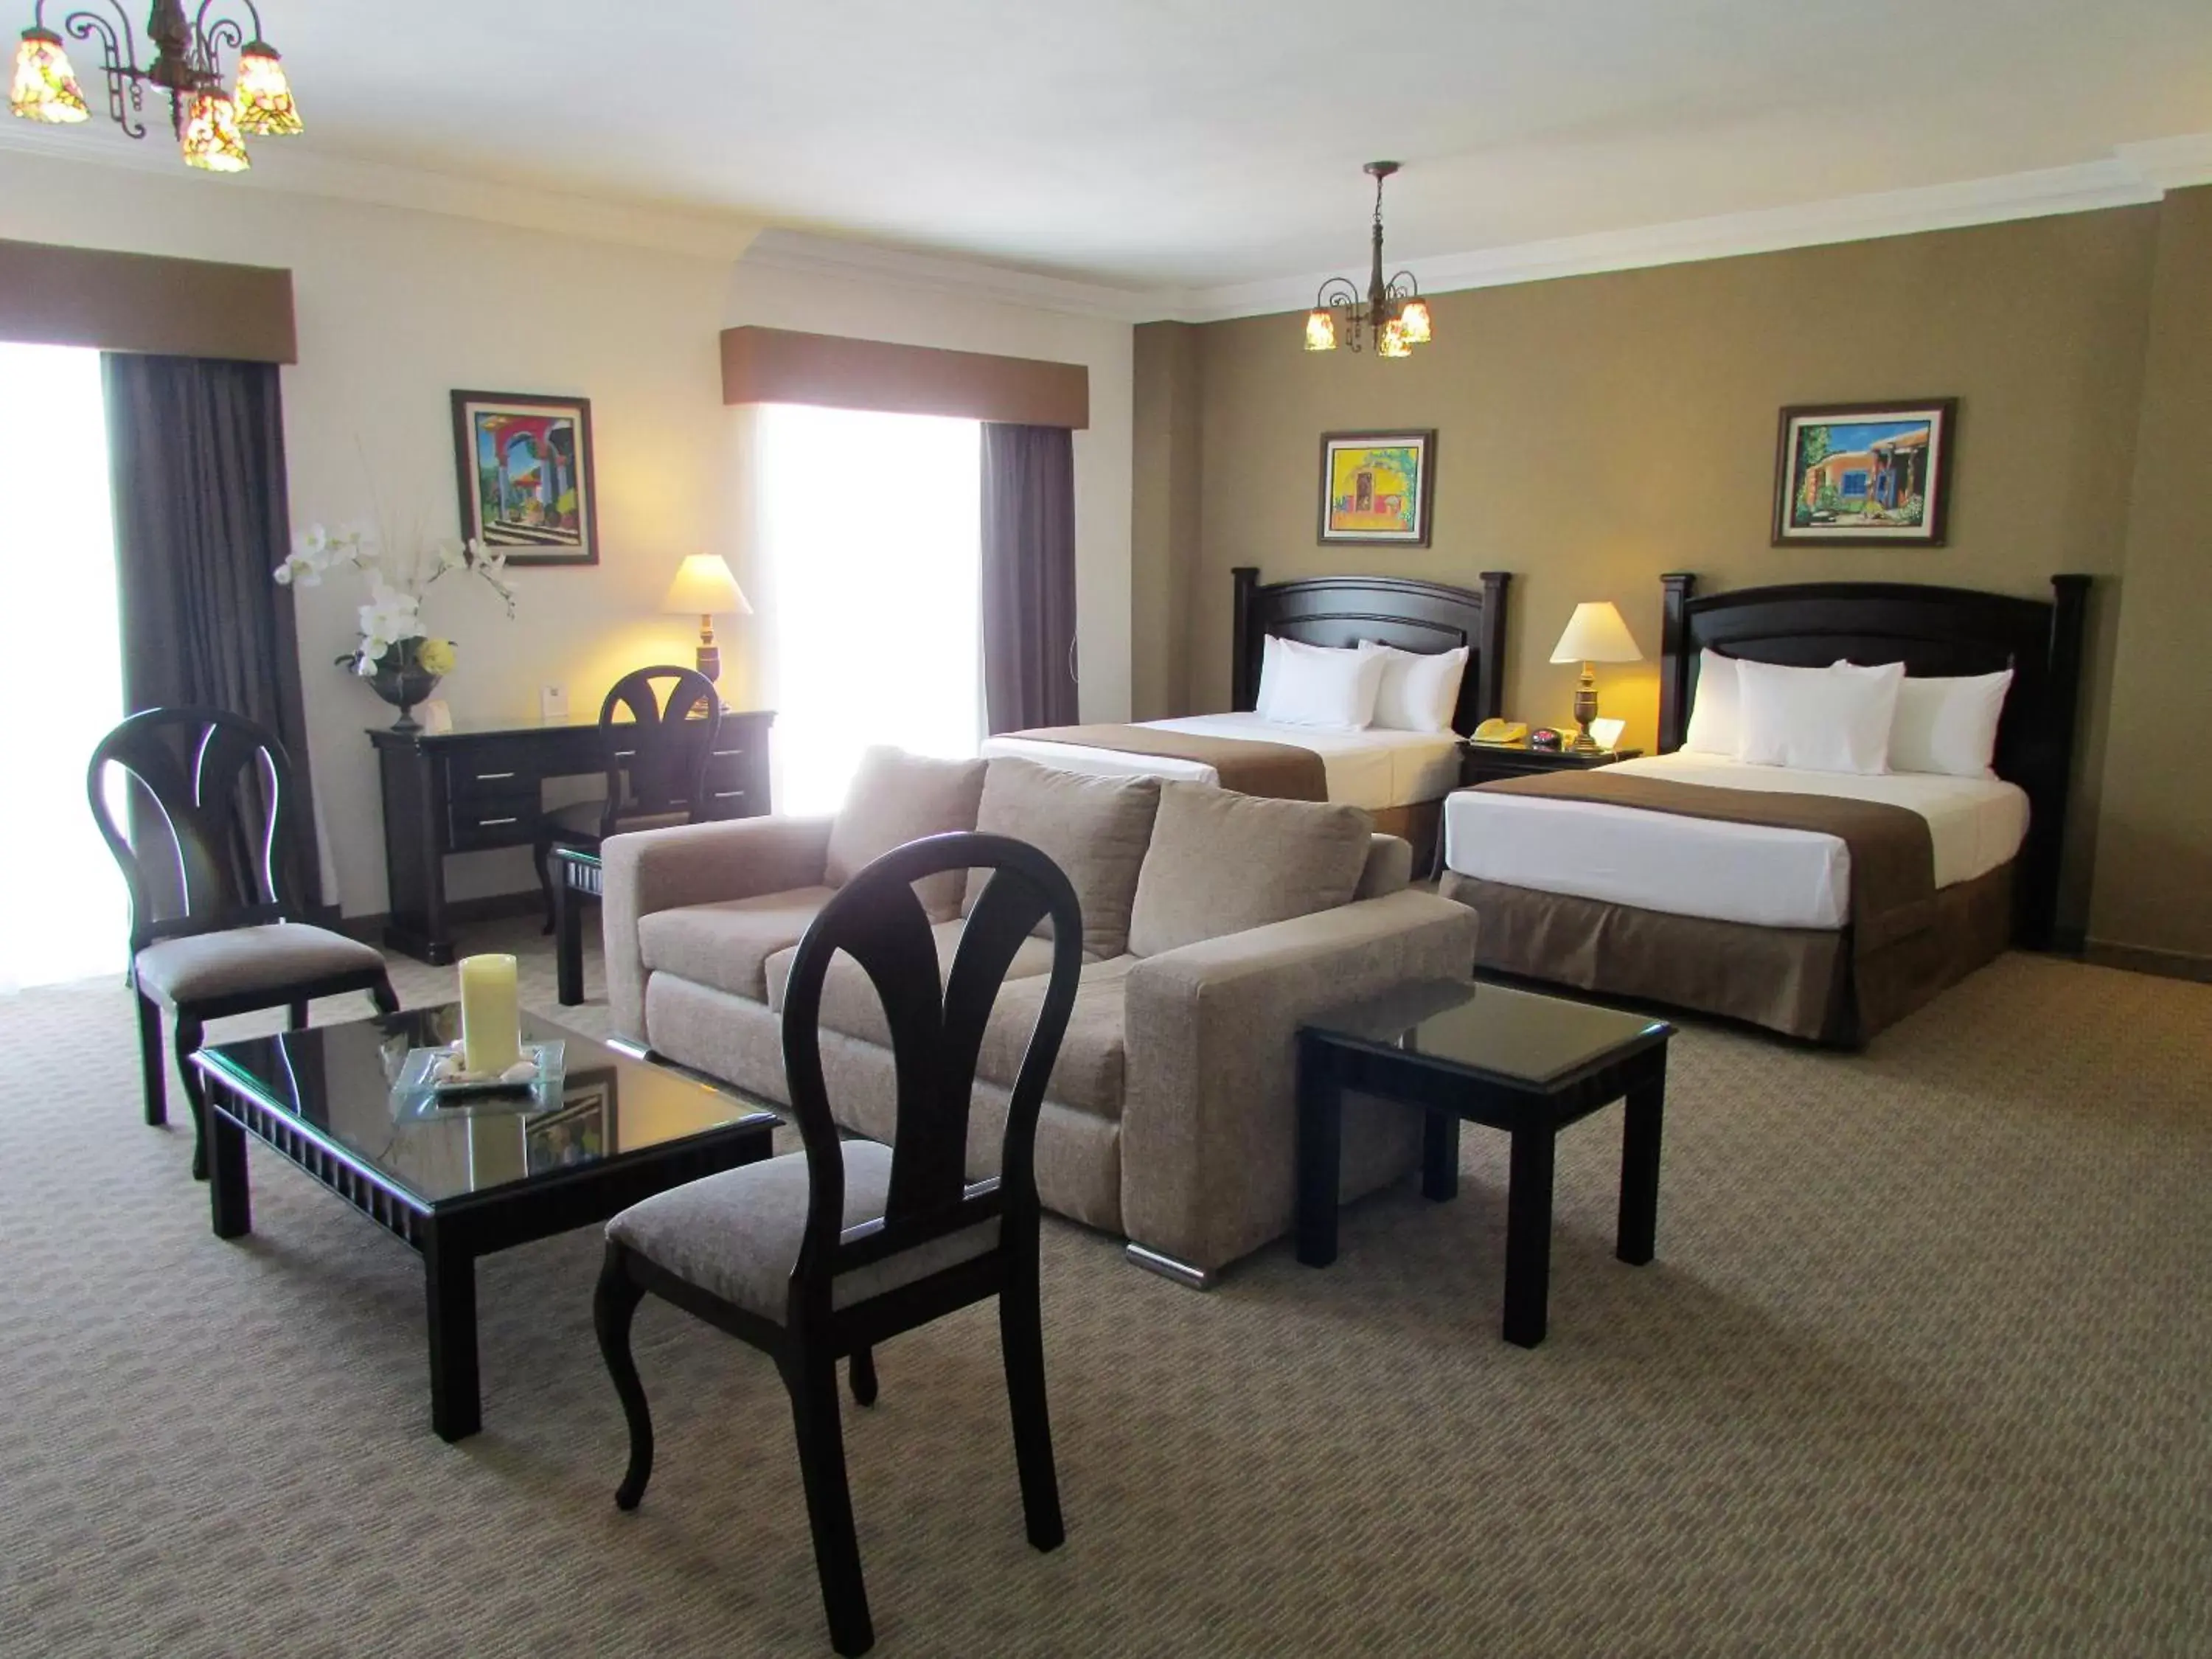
824,747,988,921
764,918,1057,1026
961,758,1160,959
1126,782,1374,957
639,886,838,1001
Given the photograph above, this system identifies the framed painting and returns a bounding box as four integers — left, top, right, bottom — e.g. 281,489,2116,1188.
524,1069,617,1174
1773,398,1957,546
451,390,599,566
1319,429,1436,546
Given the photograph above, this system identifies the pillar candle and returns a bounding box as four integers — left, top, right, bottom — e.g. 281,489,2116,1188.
458,953,521,1076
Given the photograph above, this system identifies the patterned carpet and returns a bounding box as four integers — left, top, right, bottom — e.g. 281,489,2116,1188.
1,922,2207,1658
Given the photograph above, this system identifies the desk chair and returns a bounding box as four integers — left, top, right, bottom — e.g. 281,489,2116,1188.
535,664,720,931
88,708,397,1179
594,831,1082,1656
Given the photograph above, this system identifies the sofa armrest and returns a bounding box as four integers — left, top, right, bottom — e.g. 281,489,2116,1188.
601,815,834,1040
1120,890,1479,1274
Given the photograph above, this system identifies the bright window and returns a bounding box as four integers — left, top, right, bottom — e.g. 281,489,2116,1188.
753,404,982,814
0,343,128,990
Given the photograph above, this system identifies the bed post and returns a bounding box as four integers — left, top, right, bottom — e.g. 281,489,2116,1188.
1230,566,1260,713
1657,572,1698,753
2019,574,2092,951
1475,570,1511,723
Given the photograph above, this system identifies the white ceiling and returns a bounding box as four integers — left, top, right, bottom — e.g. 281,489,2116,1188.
20,0,2212,295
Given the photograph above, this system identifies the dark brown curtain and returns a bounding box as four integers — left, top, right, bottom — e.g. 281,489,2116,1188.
980,422,1079,734
102,352,323,910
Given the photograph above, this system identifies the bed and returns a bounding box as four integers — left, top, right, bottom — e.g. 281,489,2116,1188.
1441,572,2090,1046
985,566,1511,871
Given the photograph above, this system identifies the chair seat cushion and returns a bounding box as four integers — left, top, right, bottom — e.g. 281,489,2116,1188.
763,918,1058,1027
134,924,386,1009
606,1138,999,1324
639,887,838,1002
545,801,691,842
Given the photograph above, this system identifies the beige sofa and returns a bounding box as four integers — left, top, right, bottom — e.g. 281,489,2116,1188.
602,749,1478,1284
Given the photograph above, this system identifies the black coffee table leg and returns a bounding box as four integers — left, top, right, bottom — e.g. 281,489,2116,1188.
1617,1077,1664,1266
206,1099,251,1239
1501,1127,1557,1348
1294,1049,1342,1267
554,871,585,1006
422,1224,481,1441
1421,1110,1460,1202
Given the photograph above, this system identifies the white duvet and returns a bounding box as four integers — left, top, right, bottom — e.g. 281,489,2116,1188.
982,712,1462,811
1443,751,2029,931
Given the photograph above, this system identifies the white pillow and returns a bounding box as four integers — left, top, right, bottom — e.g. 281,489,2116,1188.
1888,669,2013,778
1682,650,1741,756
1736,658,1905,775
1365,643,1468,733
1267,638,1388,730
1256,634,1283,717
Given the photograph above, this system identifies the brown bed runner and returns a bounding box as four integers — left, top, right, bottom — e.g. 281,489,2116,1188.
1475,770,1937,952
1011,724,1329,801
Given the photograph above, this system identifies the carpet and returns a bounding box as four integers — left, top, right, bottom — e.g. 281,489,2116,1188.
1,922,2206,1657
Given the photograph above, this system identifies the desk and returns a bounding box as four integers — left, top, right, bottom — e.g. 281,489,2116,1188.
369,709,773,964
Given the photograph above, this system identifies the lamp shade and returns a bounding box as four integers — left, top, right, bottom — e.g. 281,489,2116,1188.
662,554,751,616
1549,601,1641,664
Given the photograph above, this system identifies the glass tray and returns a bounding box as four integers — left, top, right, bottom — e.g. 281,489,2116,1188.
391,1040,566,1119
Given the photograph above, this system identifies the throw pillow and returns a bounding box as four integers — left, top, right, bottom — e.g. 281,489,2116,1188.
961,758,1161,959
1127,782,1374,957
824,747,988,920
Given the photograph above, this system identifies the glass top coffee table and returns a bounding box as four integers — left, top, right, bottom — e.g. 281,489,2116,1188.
1295,978,1672,1347
191,1004,778,1441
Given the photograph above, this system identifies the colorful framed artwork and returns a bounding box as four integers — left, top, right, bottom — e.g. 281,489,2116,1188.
1319,429,1436,546
524,1070,616,1173
1773,398,1957,546
451,390,599,566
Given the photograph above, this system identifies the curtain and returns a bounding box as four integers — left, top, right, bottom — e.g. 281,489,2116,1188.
979,423,1078,734
102,352,323,911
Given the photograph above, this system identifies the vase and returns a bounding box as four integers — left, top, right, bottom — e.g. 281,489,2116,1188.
368,653,442,733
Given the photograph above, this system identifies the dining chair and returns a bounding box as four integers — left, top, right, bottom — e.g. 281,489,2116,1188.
534,664,721,931
87,707,398,1179
594,830,1083,1657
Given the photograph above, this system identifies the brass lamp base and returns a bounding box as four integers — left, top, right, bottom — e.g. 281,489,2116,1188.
1571,664,1600,753
695,613,720,684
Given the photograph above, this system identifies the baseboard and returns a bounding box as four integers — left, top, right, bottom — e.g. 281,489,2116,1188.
2081,939,2212,985
333,891,546,946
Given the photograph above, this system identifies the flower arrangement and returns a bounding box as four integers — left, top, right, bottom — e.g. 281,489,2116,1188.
275,520,517,678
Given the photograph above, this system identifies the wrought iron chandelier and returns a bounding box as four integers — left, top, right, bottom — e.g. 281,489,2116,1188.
1304,161,1433,358
10,0,301,174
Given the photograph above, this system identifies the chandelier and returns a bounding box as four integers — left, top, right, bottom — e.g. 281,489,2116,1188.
1304,161,1433,359
10,0,301,174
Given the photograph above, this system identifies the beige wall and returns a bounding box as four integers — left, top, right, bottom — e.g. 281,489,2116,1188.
2090,186,2212,967
1146,206,2180,944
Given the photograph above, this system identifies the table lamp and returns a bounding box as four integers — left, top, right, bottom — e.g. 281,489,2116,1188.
1549,600,1643,753
661,554,751,683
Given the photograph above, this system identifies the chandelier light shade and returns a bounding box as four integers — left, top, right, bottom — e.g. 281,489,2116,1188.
9,25,88,120
8,0,302,171
1303,161,1435,361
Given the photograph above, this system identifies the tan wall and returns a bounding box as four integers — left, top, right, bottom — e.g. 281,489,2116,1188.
2090,186,2212,967
1152,207,2171,942
1130,322,1203,719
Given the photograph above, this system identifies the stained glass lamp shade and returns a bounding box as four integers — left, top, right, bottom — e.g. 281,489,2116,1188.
233,42,302,136
181,89,250,173
10,27,88,122
1398,297,1433,345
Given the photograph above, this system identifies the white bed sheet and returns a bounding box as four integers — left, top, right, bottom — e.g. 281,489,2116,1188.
981,712,1461,811
1443,751,2030,931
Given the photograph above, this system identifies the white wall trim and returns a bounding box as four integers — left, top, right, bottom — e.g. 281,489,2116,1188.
737,228,1158,321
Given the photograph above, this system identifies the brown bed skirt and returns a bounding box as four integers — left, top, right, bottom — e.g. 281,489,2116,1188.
1439,862,2016,1046
1371,801,1440,879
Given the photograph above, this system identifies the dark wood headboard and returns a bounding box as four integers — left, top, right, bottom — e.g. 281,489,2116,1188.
1657,572,2090,950
1230,567,1512,737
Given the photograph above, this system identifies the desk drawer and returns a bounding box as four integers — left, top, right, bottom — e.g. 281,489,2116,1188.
448,785,541,850
445,747,557,804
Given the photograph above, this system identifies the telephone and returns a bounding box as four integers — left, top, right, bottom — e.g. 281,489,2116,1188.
1470,719,1530,747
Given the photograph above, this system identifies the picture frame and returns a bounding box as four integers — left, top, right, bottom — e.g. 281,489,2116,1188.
1773,398,1957,546
1319,429,1436,546
451,389,600,566
524,1068,616,1173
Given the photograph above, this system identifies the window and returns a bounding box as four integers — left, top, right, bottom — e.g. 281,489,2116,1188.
0,343,127,991
752,404,982,814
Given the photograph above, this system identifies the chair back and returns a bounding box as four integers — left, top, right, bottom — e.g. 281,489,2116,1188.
86,706,305,952
597,665,720,835
779,832,1083,1322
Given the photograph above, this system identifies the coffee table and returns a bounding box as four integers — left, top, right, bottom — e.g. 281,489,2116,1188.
191,1004,778,1440
552,845,602,1006
1295,978,1672,1347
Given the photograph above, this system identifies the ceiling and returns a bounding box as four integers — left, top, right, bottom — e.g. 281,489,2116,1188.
20,0,2212,293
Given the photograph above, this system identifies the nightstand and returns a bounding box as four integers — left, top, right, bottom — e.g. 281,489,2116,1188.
1458,742,1644,787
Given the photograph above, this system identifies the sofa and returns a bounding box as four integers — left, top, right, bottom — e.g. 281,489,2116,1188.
602,748,1478,1284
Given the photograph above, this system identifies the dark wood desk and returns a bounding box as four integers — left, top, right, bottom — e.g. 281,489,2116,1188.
369,709,773,964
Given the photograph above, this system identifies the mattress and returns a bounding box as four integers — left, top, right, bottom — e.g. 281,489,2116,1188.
1443,751,2030,931
982,713,1461,812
